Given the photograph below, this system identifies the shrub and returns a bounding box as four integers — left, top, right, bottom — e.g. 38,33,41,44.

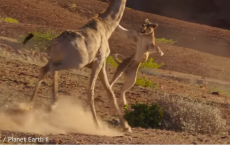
124,102,163,128
140,58,164,69
68,3,77,8
156,38,176,44
18,30,60,52
0,17,19,23
155,94,228,135
135,77,157,88
106,55,120,67
107,55,163,70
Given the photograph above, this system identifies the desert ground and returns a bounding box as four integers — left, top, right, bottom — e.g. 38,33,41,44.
0,0,230,144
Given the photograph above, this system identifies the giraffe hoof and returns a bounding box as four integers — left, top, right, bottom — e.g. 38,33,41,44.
28,101,35,109
123,126,132,133
95,122,103,130
99,125,108,131
122,121,132,133
48,102,57,112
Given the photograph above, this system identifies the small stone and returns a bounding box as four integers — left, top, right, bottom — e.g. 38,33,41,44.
112,118,120,126
211,92,220,95
221,136,228,139
192,142,197,145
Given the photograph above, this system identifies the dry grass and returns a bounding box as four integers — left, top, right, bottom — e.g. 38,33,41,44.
0,46,48,66
154,93,228,135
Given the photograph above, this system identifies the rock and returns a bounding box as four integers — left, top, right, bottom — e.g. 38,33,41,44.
211,91,220,95
112,118,120,126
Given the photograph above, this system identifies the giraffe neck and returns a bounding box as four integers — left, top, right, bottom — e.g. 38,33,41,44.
99,0,127,38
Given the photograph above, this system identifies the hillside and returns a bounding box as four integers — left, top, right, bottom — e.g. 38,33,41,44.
1,0,230,82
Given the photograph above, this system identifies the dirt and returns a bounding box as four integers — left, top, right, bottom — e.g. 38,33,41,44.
0,0,230,144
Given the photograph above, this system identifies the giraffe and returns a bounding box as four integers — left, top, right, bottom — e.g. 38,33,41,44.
110,19,164,107
22,0,132,132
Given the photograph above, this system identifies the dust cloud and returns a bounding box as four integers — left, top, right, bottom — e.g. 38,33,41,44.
0,97,123,137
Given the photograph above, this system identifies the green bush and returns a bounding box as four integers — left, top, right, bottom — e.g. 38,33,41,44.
0,17,19,23
140,58,164,69
18,30,61,52
124,102,163,128
107,55,163,70
135,77,157,88
69,3,77,8
106,55,120,67
156,38,177,44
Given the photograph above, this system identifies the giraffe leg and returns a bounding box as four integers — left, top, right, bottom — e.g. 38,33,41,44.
30,62,50,106
49,71,59,111
99,62,132,133
88,58,104,128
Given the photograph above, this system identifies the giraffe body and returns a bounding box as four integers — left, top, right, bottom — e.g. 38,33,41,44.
23,0,132,132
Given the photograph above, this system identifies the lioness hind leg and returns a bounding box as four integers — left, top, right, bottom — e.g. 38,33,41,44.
110,68,124,88
30,62,50,104
121,69,137,108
